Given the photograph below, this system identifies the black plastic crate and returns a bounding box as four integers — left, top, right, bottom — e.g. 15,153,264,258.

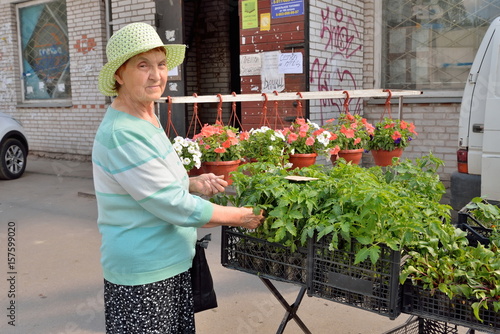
457,202,496,246
402,282,500,333
307,236,402,319
382,316,458,334
221,226,307,285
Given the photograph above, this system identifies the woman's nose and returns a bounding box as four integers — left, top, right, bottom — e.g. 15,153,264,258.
150,66,161,80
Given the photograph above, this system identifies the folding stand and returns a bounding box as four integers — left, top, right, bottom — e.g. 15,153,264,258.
259,277,311,334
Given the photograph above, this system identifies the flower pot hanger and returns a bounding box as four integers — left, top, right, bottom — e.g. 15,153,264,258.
183,93,246,138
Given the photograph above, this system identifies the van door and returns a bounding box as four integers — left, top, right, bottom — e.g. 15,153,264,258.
481,26,500,200
458,18,499,175
458,17,500,201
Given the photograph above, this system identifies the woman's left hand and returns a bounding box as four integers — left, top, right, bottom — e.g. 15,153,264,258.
189,173,228,196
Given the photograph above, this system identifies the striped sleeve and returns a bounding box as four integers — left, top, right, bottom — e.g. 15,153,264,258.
94,122,213,228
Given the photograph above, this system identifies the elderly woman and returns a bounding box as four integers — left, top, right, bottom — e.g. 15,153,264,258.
93,22,264,333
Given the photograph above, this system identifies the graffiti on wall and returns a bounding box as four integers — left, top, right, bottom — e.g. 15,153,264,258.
309,6,363,121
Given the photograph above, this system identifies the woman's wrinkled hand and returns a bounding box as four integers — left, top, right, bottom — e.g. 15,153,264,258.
189,173,228,196
239,207,265,229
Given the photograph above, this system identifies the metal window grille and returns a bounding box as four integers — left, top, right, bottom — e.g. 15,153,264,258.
383,0,500,90
18,0,70,101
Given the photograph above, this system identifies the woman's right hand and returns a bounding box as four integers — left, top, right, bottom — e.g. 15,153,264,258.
239,207,265,229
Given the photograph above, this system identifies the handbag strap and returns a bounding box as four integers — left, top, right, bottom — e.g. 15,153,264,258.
197,234,211,249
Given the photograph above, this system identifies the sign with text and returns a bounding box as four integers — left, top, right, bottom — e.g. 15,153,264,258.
271,0,304,19
279,52,303,74
261,51,285,93
240,54,262,76
242,0,259,29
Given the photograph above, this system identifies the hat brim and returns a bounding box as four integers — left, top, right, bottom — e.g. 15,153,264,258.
98,44,186,96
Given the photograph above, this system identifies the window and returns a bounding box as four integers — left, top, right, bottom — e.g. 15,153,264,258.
383,0,500,90
17,0,70,101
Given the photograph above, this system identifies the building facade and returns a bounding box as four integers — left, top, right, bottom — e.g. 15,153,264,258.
1,0,499,185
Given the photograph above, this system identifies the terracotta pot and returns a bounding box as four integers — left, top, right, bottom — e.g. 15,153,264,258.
371,148,403,166
188,167,203,177
288,153,317,169
331,149,364,165
200,160,241,185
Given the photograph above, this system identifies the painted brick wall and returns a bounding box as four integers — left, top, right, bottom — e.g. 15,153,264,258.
110,0,156,29
308,0,365,126
239,0,306,130
363,102,460,186
68,0,107,106
0,1,108,158
0,5,18,116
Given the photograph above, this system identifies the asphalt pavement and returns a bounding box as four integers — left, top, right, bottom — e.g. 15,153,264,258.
0,155,474,334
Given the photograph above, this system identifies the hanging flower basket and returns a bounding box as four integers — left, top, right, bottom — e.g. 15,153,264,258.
331,149,364,165
371,148,404,166
288,153,318,169
200,159,241,185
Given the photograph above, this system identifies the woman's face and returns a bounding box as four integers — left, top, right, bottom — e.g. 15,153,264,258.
114,48,168,103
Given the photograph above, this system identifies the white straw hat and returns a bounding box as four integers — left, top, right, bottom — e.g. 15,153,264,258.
98,22,186,96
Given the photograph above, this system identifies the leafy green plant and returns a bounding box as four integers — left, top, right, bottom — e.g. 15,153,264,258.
464,197,500,229
214,154,500,322
214,154,452,260
401,239,500,321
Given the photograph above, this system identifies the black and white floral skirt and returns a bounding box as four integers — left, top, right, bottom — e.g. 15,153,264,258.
104,271,195,334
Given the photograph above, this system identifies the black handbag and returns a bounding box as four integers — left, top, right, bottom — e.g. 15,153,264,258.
191,234,218,313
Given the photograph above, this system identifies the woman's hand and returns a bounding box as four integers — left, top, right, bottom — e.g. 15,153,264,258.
239,207,265,229
189,173,228,196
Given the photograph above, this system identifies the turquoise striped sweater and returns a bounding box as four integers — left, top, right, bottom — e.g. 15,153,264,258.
92,107,214,286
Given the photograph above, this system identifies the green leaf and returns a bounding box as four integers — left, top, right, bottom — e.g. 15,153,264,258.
354,247,370,264
356,235,373,245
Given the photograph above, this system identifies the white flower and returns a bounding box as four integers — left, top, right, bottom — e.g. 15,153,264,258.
316,131,331,146
187,144,200,154
274,131,286,141
193,156,201,169
172,142,183,153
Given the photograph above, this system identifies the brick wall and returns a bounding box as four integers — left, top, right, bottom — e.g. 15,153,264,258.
308,0,365,125
184,0,233,129
0,1,107,158
110,0,156,29
363,102,460,185
0,5,18,116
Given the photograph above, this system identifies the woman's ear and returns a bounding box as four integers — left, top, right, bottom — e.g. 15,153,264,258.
114,72,124,85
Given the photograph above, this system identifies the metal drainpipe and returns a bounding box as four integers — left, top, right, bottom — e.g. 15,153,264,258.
105,0,112,40
304,0,310,119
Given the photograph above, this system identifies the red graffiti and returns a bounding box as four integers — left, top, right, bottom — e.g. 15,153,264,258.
320,6,362,59
73,35,96,55
310,58,361,122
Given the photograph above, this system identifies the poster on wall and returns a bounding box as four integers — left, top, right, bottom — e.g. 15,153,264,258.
279,52,303,74
242,0,259,29
271,0,304,19
240,54,262,76
260,13,271,31
261,51,285,93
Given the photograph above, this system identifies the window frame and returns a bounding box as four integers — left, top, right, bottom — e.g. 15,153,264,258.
16,0,72,106
374,1,500,104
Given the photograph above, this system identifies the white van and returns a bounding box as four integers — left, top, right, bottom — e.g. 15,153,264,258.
450,16,500,211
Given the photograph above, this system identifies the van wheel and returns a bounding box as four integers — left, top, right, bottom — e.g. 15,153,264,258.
0,138,27,180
